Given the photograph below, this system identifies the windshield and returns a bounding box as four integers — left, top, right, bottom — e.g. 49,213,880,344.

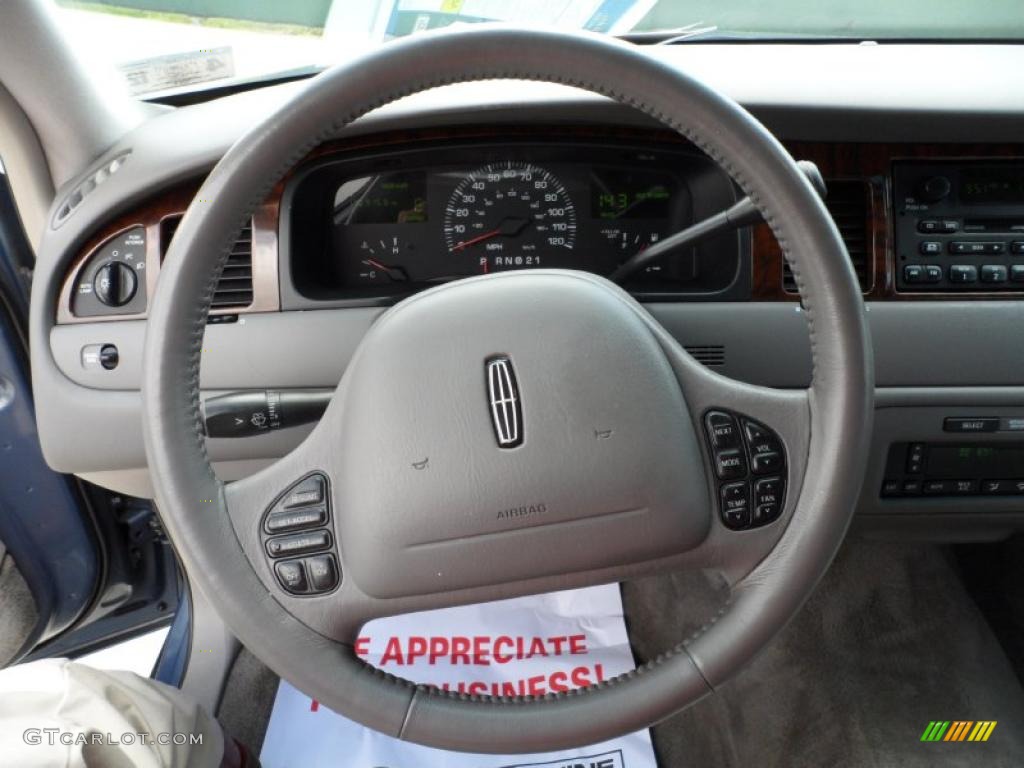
54,1,1024,97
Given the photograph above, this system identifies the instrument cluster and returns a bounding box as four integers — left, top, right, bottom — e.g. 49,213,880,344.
285,140,747,302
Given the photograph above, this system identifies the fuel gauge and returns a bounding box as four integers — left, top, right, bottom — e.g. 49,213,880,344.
601,227,665,275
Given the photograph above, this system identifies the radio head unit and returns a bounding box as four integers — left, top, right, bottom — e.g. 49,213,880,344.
893,161,1024,292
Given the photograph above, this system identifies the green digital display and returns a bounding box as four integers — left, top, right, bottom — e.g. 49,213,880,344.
927,444,1023,477
591,169,674,221
334,172,427,225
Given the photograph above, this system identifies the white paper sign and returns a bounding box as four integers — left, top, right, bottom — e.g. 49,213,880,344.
261,584,657,768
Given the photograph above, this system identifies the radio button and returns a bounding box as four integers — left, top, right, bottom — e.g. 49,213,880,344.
981,264,1008,283
917,219,941,234
940,220,960,233
1011,265,1024,282
903,264,925,283
1011,241,1024,254
948,265,977,283
923,265,943,282
919,241,942,256
950,241,986,255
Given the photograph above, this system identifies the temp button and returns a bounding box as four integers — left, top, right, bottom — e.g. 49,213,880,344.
943,417,999,433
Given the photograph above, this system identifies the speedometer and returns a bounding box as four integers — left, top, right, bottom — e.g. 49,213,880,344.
443,162,576,272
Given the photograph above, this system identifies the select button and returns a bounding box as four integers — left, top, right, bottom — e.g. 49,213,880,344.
943,417,999,433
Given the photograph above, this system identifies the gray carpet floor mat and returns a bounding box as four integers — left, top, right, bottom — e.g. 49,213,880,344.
623,539,1024,767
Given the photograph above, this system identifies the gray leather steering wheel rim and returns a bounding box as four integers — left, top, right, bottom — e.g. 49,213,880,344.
142,26,873,753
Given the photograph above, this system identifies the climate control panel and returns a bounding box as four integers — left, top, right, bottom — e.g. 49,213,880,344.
894,161,1024,293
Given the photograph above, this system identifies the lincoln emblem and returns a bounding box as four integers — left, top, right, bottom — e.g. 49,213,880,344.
486,357,523,448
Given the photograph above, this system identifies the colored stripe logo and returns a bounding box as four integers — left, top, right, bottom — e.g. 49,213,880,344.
921,721,997,742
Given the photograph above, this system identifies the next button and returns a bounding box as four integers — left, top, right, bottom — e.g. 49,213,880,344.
943,417,1000,433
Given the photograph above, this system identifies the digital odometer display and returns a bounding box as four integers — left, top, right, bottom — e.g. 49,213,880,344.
959,167,1024,205
333,172,427,224
591,168,673,220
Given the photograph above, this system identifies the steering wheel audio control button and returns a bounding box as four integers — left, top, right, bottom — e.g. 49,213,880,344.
751,451,783,475
714,449,747,480
705,411,740,449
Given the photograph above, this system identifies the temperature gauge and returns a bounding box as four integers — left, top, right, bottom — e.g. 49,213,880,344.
357,238,410,284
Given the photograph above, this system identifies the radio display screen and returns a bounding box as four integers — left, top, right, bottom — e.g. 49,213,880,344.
959,167,1024,205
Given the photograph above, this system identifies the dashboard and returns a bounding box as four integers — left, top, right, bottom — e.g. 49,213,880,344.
28,44,1024,537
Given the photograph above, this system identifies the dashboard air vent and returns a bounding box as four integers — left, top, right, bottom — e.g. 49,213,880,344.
161,216,254,309
783,179,872,293
684,344,726,367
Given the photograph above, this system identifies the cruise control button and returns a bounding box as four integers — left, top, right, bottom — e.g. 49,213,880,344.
304,554,339,593
266,529,331,558
265,506,327,534
282,474,325,509
715,448,747,480
704,411,740,450
275,560,308,594
720,482,750,530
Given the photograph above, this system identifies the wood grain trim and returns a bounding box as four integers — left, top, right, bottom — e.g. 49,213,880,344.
58,130,1024,323
57,181,280,323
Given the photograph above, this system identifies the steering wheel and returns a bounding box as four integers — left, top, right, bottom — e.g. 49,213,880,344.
142,26,873,753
